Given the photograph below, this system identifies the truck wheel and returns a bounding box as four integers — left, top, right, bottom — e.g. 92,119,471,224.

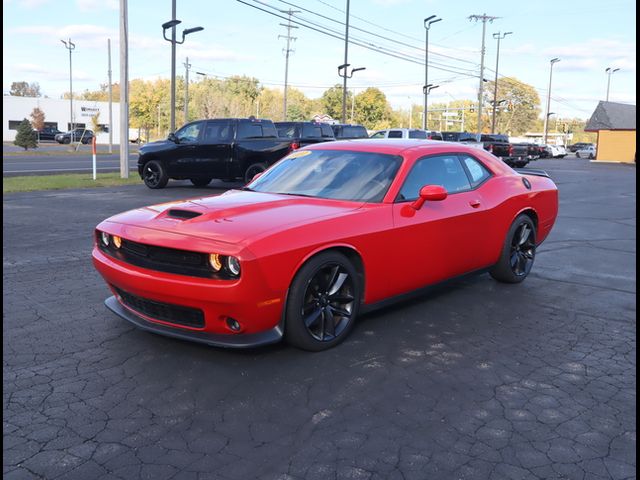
63,137,71,144
143,160,169,189
190,178,212,187
244,163,267,184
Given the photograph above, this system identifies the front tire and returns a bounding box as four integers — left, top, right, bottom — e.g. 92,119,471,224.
490,214,537,284
142,160,169,189
244,162,267,184
575,152,581,158
285,252,361,351
190,178,212,187
63,137,71,144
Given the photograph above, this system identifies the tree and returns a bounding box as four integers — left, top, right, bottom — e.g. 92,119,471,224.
321,85,351,121
354,88,393,129
14,119,38,150
30,107,45,132
90,112,103,134
482,77,540,135
10,81,41,97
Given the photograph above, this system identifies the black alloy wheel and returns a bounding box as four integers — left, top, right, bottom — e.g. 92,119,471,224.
143,160,169,189
286,252,361,351
509,222,536,277
490,214,537,283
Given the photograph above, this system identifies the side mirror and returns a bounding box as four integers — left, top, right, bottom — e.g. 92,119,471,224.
411,185,448,210
167,133,178,143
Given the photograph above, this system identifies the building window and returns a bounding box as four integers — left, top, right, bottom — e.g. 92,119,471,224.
8,120,24,130
68,123,86,130
43,122,59,130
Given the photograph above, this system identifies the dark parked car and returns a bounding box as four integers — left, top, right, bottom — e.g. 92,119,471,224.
138,118,296,189
275,121,335,147
55,128,94,144
441,131,480,143
568,142,594,153
479,134,530,168
331,124,369,140
37,127,63,141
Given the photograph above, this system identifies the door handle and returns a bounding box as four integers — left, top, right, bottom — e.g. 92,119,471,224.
469,200,481,208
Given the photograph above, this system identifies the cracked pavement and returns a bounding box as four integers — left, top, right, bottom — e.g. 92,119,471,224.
3,159,636,479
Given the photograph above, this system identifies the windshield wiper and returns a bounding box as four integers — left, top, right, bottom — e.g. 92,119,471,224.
275,192,316,198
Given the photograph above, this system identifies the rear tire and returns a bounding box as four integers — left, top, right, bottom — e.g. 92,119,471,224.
285,252,361,351
244,162,267,184
142,160,169,189
575,152,581,158
63,137,70,144
190,178,212,187
490,214,537,284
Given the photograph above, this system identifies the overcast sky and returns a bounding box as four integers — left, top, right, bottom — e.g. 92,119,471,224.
3,0,636,120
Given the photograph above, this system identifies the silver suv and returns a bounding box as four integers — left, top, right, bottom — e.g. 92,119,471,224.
370,128,442,140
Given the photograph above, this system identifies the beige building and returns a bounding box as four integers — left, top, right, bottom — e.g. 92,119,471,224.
585,101,636,163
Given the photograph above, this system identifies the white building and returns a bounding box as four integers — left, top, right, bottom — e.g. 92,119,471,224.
3,95,123,144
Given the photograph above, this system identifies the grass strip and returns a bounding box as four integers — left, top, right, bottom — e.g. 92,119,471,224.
4,173,141,193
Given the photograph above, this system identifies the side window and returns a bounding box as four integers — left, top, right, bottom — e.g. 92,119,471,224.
203,121,233,143
398,155,472,201
302,124,323,138
276,124,297,138
237,122,264,139
370,131,386,139
388,130,403,138
320,124,335,138
175,122,202,143
461,155,491,187
409,130,427,139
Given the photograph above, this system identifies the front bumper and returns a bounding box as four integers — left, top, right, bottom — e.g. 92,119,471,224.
105,296,283,348
93,246,287,346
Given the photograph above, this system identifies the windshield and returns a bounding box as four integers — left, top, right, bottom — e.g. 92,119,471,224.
248,150,402,203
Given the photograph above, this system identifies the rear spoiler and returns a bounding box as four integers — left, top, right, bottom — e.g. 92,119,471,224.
514,168,550,178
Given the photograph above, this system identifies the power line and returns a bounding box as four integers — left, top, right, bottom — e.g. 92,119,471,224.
239,0,479,78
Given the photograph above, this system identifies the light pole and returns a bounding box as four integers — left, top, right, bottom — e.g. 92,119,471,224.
61,39,75,134
422,84,439,129
183,57,191,123
605,67,620,101
543,57,560,145
423,15,442,130
341,0,351,123
491,31,511,134
162,17,203,132
338,65,365,123
408,97,413,129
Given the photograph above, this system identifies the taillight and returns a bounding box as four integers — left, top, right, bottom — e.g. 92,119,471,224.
487,144,494,153
508,145,514,156
290,142,300,151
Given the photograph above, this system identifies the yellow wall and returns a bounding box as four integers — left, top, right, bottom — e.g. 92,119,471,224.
595,130,636,163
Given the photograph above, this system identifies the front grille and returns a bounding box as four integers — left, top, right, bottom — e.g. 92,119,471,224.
98,234,214,278
114,286,204,328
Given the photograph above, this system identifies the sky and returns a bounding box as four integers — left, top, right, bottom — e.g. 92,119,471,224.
2,0,637,120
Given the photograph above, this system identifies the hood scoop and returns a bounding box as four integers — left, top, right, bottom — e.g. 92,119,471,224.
166,209,203,220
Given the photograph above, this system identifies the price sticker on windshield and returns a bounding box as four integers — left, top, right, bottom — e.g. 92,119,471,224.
287,150,313,159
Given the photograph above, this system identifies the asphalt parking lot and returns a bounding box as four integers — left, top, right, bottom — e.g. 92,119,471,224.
3,158,636,480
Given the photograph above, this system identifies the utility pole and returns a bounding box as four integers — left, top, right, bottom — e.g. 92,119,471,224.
543,58,560,145
491,31,511,134
61,39,75,134
108,38,113,153
183,57,191,123
469,13,499,134
605,67,620,101
170,0,177,132
341,0,351,123
279,9,299,121
119,0,129,178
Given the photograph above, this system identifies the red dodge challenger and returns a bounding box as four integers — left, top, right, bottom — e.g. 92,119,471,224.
93,140,558,351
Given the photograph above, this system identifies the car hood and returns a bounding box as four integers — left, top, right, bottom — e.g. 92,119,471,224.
103,190,363,245
140,140,173,152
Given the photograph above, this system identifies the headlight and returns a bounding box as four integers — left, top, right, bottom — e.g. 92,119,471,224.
225,256,241,276
100,231,110,246
209,253,222,271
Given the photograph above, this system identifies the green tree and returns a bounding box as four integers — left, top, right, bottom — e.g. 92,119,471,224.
14,119,38,150
10,81,41,97
321,85,351,121
483,77,540,135
30,107,45,132
354,87,393,129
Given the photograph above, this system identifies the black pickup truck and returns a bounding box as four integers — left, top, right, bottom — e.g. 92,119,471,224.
138,118,295,189
478,134,530,168
275,121,335,147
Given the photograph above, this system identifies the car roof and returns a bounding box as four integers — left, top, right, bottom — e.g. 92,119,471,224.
304,138,474,155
